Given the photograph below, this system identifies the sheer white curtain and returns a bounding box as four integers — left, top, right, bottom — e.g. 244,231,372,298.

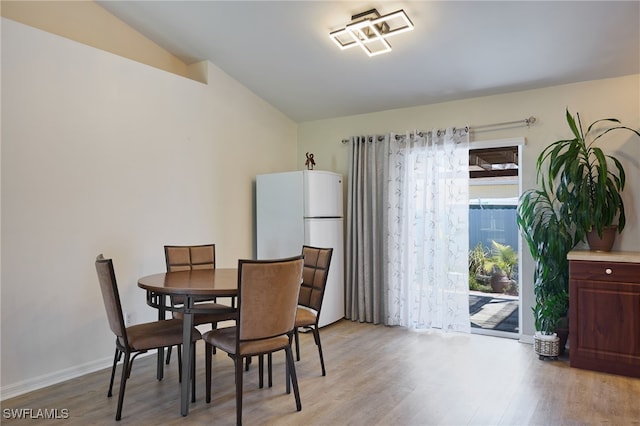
385,128,471,331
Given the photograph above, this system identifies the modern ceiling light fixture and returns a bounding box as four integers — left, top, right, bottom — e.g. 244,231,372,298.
330,8,414,57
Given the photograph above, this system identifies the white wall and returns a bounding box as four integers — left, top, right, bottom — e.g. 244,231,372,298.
298,74,640,339
0,19,297,397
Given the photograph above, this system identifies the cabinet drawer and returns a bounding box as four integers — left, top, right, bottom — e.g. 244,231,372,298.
569,260,640,284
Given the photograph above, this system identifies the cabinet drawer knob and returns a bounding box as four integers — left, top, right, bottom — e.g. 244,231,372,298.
605,268,613,275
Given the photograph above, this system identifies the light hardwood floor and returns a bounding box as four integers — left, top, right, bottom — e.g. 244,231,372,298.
3,320,640,425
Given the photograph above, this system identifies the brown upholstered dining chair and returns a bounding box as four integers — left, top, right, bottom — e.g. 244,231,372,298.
294,245,333,376
203,255,304,426
164,244,237,363
262,245,333,386
95,254,201,421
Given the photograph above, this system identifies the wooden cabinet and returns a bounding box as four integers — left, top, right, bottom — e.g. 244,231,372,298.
568,251,640,378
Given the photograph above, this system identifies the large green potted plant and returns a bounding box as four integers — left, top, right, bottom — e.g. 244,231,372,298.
517,156,581,356
539,109,640,250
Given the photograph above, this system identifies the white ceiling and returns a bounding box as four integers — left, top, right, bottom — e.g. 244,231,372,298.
97,1,640,123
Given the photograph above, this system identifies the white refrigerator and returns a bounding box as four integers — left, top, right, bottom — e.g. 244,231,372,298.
256,170,344,327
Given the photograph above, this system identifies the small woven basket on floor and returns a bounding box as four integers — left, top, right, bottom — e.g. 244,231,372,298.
534,333,560,357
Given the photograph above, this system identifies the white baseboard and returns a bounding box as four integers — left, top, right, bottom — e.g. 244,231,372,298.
0,355,112,401
0,351,155,401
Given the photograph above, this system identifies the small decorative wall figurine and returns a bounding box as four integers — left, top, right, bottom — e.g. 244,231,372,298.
305,152,316,170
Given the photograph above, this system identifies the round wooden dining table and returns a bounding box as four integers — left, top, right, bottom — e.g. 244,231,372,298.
138,268,238,417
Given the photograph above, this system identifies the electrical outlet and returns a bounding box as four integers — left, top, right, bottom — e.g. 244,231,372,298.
124,312,135,326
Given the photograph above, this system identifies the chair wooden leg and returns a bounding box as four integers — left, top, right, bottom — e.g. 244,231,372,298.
284,346,302,412
210,322,217,354
165,346,172,365
191,343,196,403
231,356,237,385
107,349,120,397
312,326,326,376
115,351,131,421
126,352,142,379
205,342,213,403
294,328,301,361
177,344,183,383
268,353,273,387
258,355,264,388
285,351,290,394
236,356,244,426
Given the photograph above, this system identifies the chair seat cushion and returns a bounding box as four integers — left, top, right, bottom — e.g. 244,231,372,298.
173,303,237,325
126,319,201,351
202,327,290,356
294,306,317,327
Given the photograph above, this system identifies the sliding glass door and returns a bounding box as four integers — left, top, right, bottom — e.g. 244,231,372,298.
468,140,523,338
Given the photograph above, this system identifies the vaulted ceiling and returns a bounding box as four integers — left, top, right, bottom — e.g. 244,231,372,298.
97,1,640,123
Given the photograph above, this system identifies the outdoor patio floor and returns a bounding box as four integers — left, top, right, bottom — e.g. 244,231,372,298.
469,291,519,333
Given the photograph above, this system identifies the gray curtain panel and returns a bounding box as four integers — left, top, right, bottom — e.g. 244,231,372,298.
345,135,390,324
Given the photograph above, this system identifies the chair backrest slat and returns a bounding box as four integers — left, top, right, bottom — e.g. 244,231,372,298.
299,246,333,313
237,256,304,342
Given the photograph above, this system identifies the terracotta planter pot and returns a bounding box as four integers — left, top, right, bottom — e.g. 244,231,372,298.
587,226,617,252
490,272,511,293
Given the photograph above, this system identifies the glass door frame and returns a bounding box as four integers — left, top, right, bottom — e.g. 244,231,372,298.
468,137,525,340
